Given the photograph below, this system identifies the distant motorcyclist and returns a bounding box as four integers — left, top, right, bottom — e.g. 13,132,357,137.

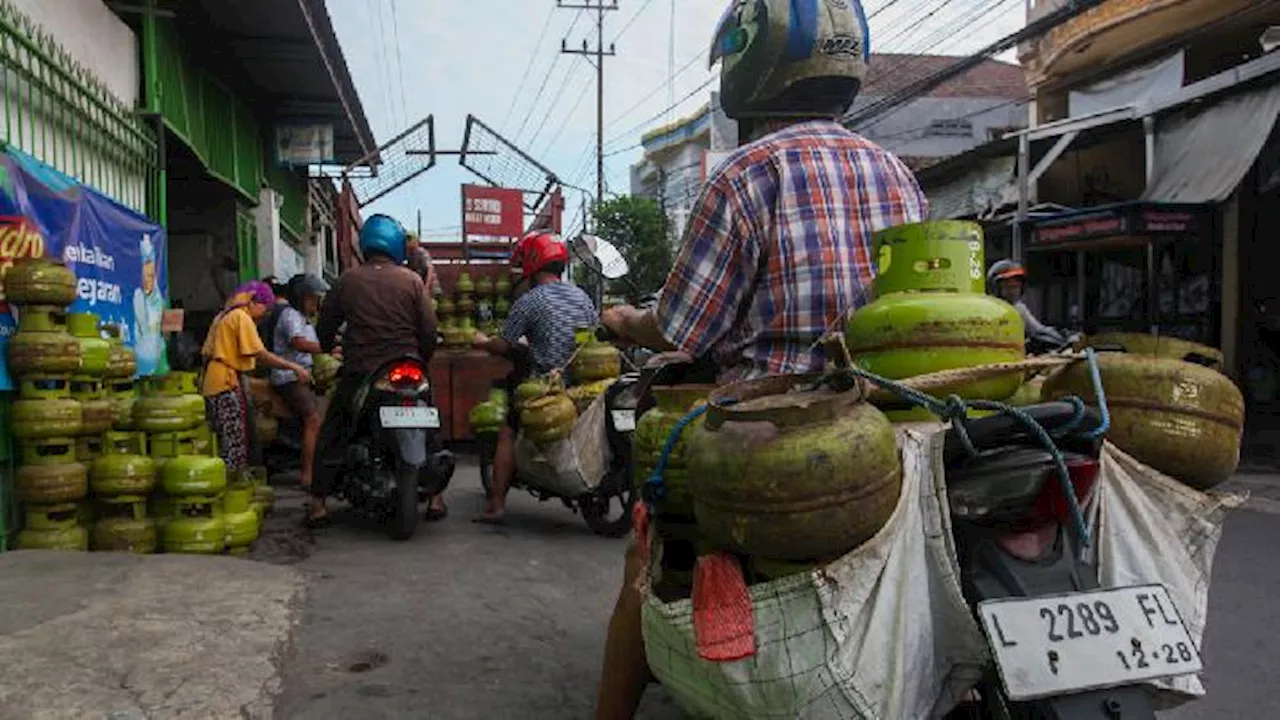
309,214,440,527
986,259,1073,351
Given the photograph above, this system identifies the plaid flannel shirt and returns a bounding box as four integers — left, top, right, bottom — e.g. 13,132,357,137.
655,120,929,383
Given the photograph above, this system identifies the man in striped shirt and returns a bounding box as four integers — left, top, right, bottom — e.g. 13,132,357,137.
596,1,927,716
473,230,598,523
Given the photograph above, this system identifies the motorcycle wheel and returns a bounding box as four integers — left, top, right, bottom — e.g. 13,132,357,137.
581,467,633,538
386,461,420,542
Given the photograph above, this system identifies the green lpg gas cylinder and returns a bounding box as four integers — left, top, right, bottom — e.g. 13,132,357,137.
11,397,82,439
163,502,226,555
162,455,227,497
71,377,114,435
92,500,157,554
4,257,77,306
67,312,109,377
90,432,156,498
872,220,986,295
7,307,82,375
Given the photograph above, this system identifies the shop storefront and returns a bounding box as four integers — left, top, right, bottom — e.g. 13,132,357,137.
1021,201,1218,344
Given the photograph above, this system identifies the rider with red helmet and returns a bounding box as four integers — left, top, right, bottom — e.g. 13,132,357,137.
472,229,598,523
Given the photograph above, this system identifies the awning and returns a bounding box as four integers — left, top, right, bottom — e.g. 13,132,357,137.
1023,200,1211,250
925,156,1016,220
1143,81,1280,203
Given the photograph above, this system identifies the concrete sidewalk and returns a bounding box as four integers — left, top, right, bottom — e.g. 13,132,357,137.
0,551,307,720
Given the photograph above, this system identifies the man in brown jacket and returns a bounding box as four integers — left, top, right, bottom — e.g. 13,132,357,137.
307,214,439,526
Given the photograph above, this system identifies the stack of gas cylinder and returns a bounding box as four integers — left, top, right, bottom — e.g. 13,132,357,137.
846,220,1026,419
635,221,1031,600
439,270,515,347
136,372,262,555
6,258,109,551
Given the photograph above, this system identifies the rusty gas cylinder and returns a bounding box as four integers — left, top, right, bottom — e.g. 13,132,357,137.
686,374,902,562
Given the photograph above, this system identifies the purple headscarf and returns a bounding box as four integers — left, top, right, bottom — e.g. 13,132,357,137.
224,280,276,311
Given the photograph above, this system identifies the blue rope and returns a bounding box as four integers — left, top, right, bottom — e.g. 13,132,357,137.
645,403,714,503
642,351,1110,547
1080,347,1111,440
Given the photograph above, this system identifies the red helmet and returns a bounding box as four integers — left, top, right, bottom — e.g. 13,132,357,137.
511,230,569,278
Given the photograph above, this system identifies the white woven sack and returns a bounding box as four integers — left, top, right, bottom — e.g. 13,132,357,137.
514,393,611,498
1091,443,1244,708
640,427,988,719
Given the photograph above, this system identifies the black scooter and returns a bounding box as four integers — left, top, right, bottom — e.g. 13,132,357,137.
321,355,455,541
945,403,1201,719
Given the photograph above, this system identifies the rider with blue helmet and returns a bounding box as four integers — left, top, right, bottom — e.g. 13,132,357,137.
307,213,441,526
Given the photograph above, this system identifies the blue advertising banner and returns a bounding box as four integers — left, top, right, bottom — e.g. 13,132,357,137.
0,149,167,390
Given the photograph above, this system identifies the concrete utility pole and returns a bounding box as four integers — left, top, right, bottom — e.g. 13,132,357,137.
559,0,617,211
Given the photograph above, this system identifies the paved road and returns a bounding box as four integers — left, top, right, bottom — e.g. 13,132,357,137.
271,458,684,720
271,463,1280,719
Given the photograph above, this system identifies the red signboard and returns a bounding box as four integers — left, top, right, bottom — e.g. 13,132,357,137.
462,185,524,238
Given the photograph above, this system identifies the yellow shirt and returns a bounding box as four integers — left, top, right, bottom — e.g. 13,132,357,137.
201,307,265,396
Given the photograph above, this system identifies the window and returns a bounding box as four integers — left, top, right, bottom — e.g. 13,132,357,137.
927,118,974,137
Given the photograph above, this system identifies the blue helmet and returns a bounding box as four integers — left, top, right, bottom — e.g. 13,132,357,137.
359,214,408,264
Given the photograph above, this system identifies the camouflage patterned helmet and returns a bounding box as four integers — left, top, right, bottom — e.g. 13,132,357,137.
709,0,871,121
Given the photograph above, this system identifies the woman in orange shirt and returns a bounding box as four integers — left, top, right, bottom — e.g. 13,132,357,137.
201,281,312,474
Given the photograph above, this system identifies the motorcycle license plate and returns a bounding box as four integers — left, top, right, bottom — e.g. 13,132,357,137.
978,584,1202,701
379,406,440,429
611,409,636,432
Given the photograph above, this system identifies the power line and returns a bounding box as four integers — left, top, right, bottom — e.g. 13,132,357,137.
605,51,702,132
527,57,587,149
501,3,558,133
611,0,655,43
388,0,411,128
858,0,1018,102
539,73,596,158
366,0,399,131
875,96,1030,147
847,0,1109,127
605,76,714,150
513,9,587,144
560,0,619,207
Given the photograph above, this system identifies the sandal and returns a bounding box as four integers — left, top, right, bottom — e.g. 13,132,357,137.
424,506,449,522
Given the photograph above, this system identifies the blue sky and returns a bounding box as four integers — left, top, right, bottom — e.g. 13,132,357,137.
326,0,1026,241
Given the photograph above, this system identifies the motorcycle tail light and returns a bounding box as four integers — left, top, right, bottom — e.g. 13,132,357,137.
1026,457,1100,527
947,450,1099,528
387,362,424,387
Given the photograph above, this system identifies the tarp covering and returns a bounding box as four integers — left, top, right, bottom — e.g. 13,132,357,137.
1143,82,1280,203
642,427,1235,718
1069,52,1184,119
926,155,1016,220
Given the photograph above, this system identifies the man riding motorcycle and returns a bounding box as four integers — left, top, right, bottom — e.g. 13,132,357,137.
308,214,440,527
595,1,928,716
471,230,599,524
986,258,1073,351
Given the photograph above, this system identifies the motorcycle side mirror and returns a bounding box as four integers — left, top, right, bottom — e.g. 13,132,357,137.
571,234,630,280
